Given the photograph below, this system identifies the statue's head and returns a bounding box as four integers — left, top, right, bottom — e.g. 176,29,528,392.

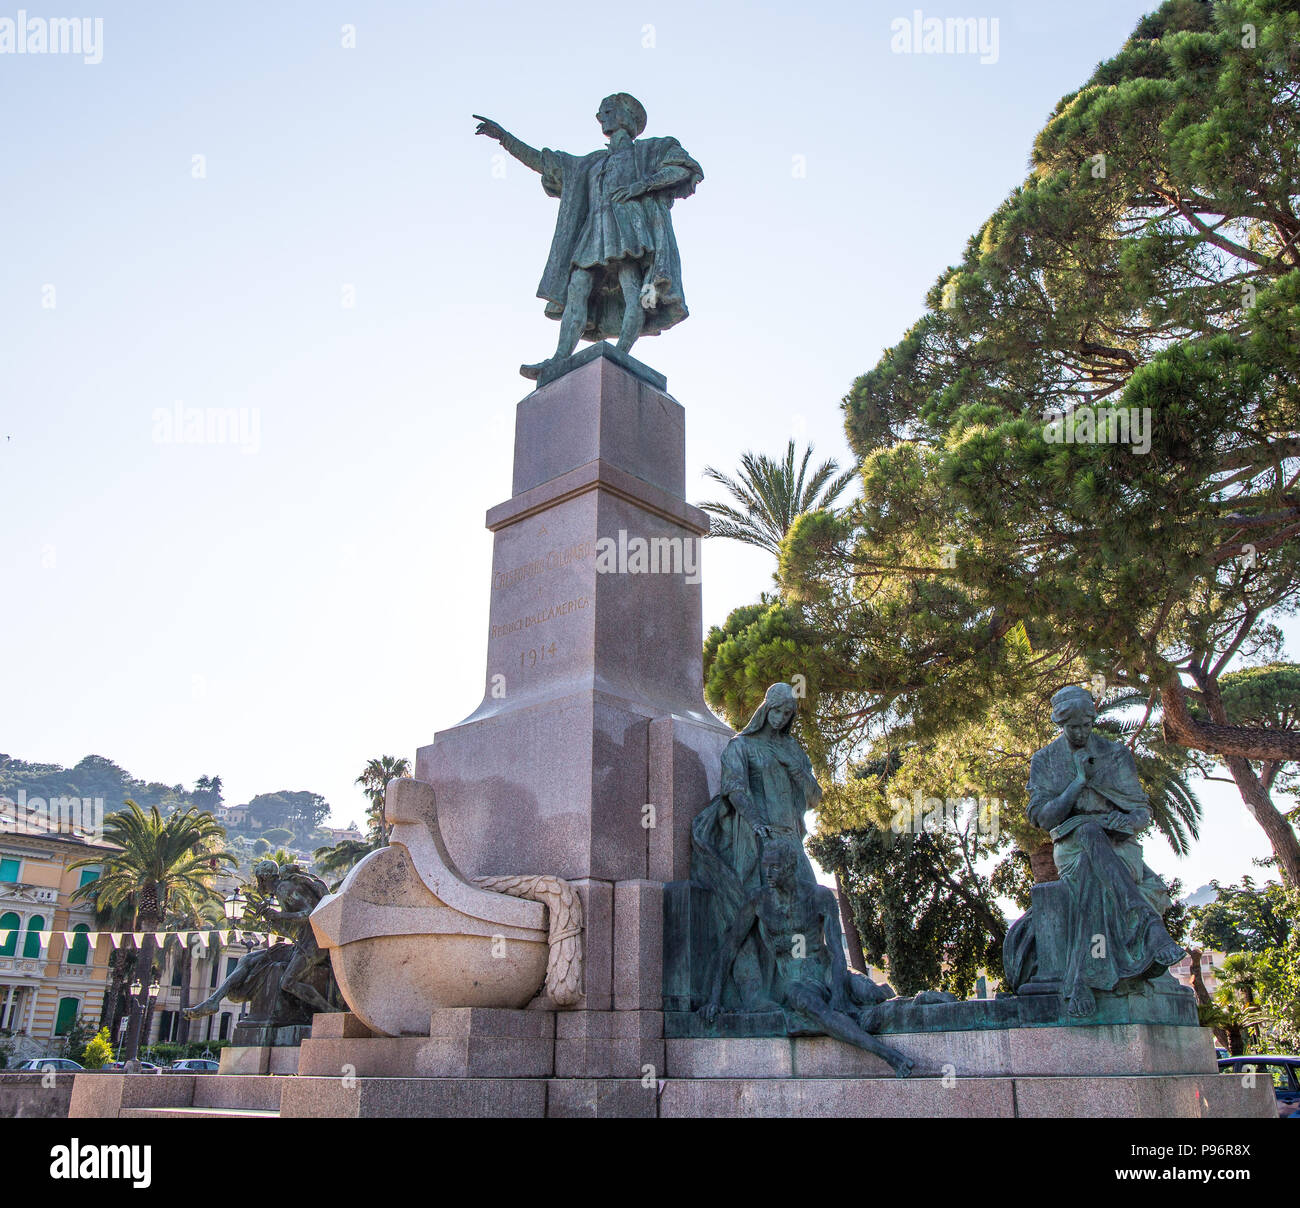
740,682,799,737
1051,685,1097,749
597,93,647,139
252,858,279,890
760,836,800,892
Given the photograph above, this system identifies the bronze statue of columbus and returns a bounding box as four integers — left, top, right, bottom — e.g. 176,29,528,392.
474,93,703,379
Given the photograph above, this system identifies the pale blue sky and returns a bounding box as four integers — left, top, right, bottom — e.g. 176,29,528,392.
1,0,1288,893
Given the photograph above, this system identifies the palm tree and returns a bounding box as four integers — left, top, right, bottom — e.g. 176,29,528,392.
699,440,856,557
312,837,374,888
165,897,225,1044
354,756,411,848
1202,954,1273,1055
71,802,233,1061
93,895,138,1038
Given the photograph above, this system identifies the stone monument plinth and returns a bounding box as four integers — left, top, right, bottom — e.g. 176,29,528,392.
306,344,732,1074
414,343,732,1024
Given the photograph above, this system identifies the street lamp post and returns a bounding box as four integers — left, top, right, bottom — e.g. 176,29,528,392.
122,976,146,1070
141,981,161,1059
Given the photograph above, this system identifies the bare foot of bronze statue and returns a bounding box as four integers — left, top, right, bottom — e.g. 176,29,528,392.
1067,984,1096,1017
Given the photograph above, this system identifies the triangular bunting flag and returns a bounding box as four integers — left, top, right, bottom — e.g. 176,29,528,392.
132,932,145,946
109,932,124,949
62,931,76,947
0,930,9,945
154,932,166,946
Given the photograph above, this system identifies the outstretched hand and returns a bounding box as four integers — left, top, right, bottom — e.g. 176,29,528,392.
473,114,507,142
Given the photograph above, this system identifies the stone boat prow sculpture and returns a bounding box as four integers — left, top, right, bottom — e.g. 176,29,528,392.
310,777,583,1036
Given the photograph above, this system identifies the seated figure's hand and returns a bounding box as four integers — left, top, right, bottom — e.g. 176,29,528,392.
1072,749,1092,782
699,1000,722,1025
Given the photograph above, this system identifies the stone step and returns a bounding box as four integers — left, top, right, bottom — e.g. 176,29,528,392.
192,1074,286,1112
71,1070,1278,1119
267,1071,1275,1118
120,1105,280,1119
663,1024,1219,1079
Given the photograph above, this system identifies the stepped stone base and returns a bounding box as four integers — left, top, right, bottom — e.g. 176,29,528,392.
665,1023,1219,1079
219,1044,301,1075
60,1011,1276,1119
297,1008,665,1080
63,1071,1274,1119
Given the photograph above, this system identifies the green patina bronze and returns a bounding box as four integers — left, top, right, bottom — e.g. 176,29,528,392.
474,93,702,381
1004,685,1187,1017
663,683,1200,1041
671,684,917,1074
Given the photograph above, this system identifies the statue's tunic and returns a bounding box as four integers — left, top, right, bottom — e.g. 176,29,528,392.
537,137,702,341
690,732,819,1010
1017,732,1177,998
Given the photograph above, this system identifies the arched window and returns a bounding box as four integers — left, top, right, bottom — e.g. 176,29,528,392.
55,995,80,1035
22,915,45,959
68,925,90,966
0,911,19,956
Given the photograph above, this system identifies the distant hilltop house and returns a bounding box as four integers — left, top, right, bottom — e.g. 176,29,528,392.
216,805,249,828
318,824,364,845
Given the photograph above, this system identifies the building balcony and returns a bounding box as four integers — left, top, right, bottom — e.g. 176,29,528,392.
0,957,43,976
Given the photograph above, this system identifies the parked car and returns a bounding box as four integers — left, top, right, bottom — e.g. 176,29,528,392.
14,1057,83,1073
1217,1055,1300,1117
168,1058,219,1072
101,1059,163,1074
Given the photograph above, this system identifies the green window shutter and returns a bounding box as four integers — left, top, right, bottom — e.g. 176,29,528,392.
55,996,80,1035
0,857,19,882
0,911,19,956
68,925,91,966
78,868,99,888
22,915,45,959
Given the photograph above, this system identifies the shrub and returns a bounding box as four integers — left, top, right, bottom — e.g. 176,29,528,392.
81,1027,115,1069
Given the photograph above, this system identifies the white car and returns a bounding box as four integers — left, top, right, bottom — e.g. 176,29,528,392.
168,1058,219,1072
15,1057,84,1073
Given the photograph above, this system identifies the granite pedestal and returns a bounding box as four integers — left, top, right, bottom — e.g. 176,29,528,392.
412,347,731,1047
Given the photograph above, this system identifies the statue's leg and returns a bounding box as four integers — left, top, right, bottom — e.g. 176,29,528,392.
183,952,264,1018
615,263,644,352
787,984,914,1078
554,268,594,358
521,269,595,379
278,948,335,1015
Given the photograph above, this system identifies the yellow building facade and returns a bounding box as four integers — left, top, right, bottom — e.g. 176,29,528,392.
0,829,113,1058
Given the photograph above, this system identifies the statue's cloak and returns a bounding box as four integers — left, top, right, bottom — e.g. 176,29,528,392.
690,731,817,1011
537,136,702,341
1006,731,1179,996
